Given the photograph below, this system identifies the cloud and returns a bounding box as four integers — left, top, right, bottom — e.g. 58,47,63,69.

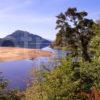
0,0,29,13
0,0,57,40
0,0,57,25
0,0,99,40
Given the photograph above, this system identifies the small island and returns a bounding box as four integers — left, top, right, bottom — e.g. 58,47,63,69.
0,47,52,62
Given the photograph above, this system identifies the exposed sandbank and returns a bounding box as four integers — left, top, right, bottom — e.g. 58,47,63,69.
0,47,52,62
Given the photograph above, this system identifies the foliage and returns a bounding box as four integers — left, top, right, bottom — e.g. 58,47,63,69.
0,73,21,100
90,21,100,58
55,7,95,62
25,54,100,100
25,8,100,100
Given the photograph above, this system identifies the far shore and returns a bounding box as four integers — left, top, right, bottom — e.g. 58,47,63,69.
0,47,53,62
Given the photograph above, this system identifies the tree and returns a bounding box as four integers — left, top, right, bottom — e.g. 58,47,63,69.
55,7,95,62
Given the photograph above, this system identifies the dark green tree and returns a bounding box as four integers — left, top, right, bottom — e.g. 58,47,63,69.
56,7,95,62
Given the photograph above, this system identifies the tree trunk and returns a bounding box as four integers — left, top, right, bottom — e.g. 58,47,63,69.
82,46,91,62
81,37,91,62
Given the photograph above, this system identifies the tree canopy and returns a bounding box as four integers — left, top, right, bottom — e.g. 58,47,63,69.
55,7,95,62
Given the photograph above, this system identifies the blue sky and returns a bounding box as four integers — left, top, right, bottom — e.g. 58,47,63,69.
0,0,100,40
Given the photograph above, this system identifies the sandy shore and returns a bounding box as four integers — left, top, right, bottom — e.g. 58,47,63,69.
0,47,52,62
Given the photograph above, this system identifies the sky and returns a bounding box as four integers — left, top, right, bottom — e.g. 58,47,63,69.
0,0,100,40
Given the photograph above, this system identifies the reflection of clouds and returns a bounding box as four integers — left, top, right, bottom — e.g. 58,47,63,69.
32,56,60,71
31,47,69,71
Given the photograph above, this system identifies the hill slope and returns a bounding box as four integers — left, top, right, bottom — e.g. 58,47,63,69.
0,30,51,49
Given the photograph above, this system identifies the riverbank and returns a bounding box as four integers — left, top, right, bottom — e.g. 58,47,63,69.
0,47,52,62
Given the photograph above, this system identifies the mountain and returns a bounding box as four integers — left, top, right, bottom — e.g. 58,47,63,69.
0,30,51,49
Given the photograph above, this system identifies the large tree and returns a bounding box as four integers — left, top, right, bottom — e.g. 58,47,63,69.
55,7,95,62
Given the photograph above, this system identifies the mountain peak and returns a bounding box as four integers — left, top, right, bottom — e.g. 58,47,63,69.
12,30,31,36
0,30,51,49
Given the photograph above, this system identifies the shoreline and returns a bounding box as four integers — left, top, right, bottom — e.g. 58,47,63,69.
0,47,53,62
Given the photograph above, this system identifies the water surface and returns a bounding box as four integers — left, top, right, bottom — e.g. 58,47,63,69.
0,47,68,90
